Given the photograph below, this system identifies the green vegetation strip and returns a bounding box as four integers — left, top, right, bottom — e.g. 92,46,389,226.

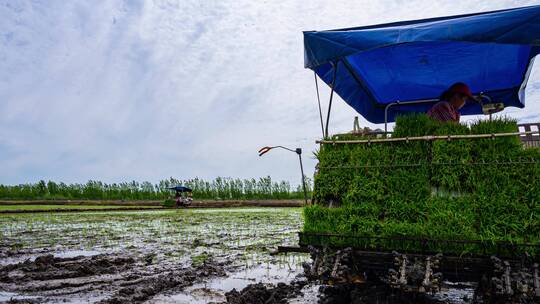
0,200,162,206
305,115,540,256
0,205,161,213
0,176,313,201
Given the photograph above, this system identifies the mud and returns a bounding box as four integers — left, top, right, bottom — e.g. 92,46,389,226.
4,299,42,304
224,280,307,304
0,208,307,303
1,254,135,284
0,199,302,209
0,208,163,214
0,253,227,303
317,283,465,304
100,260,226,303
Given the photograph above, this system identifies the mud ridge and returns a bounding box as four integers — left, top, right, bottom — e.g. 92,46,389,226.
0,254,135,284
0,254,228,303
223,280,307,304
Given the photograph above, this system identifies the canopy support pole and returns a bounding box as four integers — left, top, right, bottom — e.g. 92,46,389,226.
325,62,338,138
314,72,325,138
384,99,439,133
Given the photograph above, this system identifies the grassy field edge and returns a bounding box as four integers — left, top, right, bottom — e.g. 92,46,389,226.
0,199,304,213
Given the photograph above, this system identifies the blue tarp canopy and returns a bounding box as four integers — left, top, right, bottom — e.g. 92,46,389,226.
168,186,192,192
304,5,540,123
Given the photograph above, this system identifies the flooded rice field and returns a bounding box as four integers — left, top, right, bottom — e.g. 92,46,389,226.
0,208,492,303
0,208,311,303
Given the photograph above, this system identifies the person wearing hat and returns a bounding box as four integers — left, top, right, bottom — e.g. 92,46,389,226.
427,82,475,123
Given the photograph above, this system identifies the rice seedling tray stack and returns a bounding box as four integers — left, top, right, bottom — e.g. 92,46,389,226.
303,115,540,257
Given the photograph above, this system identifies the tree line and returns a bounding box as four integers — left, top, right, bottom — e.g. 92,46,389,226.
0,177,312,201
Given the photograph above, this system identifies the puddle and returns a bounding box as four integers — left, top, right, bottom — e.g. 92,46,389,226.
0,249,102,266
150,288,226,304
0,291,39,302
150,260,307,303
432,281,476,303
54,249,101,259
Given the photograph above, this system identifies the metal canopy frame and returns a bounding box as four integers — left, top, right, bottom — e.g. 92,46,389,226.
313,64,498,136
383,99,438,133
313,61,339,139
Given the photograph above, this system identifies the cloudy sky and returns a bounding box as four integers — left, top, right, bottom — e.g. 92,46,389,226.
1,0,540,185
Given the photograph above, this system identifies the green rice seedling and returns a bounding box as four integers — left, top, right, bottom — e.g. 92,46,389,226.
306,114,539,256
431,123,471,192
191,252,212,267
392,114,441,137
469,117,522,160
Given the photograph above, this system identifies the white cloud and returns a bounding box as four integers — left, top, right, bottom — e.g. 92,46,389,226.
0,0,539,184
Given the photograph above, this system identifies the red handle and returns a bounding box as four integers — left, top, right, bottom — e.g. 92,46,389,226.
258,146,272,156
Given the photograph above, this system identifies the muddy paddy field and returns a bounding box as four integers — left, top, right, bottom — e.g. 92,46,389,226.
0,208,313,303
0,207,489,304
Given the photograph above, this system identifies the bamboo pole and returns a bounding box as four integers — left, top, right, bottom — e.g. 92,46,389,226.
316,131,540,145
